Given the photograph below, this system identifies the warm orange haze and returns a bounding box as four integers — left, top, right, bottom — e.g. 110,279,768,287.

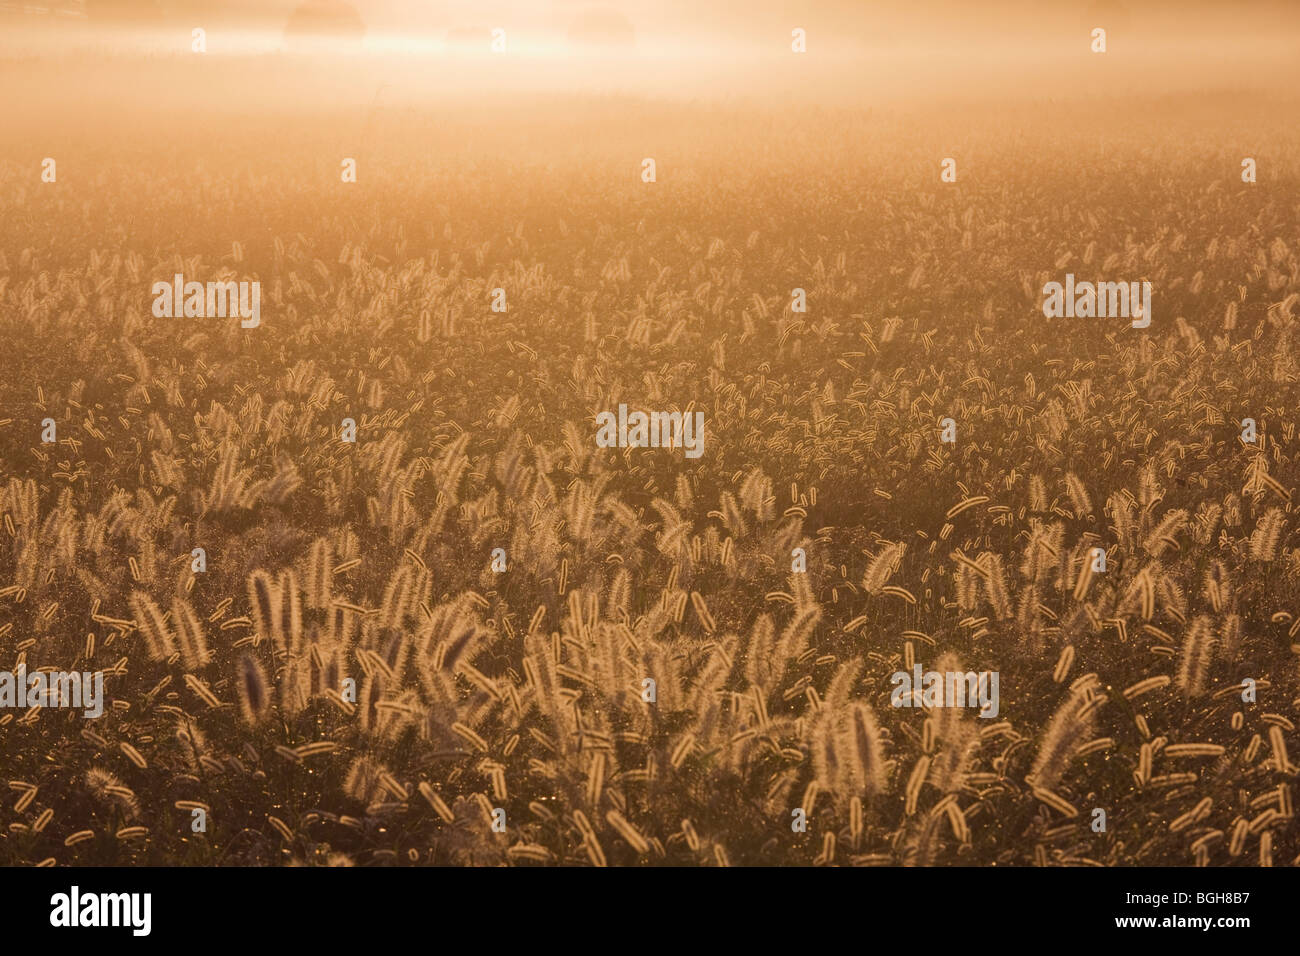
0,0,1298,872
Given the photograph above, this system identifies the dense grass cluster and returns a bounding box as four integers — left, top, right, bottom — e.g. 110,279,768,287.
1,87,1298,866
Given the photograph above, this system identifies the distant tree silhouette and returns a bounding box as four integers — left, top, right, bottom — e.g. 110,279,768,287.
567,8,635,49
284,0,364,40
